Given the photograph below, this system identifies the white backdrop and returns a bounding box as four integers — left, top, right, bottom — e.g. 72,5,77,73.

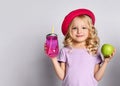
0,0,120,86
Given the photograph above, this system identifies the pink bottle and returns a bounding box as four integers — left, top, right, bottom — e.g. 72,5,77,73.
45,26,59,58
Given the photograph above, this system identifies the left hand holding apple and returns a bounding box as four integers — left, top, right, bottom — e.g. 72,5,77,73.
101,44,116,63
103,48,116,63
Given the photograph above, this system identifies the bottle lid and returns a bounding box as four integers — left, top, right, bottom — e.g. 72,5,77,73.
47,33,57,36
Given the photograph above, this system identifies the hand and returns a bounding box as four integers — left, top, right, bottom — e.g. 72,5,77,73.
104,49,116,63
44,43,57,58
44,43,49,57
44,43,47,54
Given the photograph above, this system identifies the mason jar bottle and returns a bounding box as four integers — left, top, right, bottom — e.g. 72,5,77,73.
45,33,59,58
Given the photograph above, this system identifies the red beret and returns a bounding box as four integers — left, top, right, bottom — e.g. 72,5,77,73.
61,8,95,35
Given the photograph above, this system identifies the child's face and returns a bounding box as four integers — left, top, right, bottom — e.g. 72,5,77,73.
69,17,89,43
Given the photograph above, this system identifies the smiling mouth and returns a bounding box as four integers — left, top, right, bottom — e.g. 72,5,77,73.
76,35,84,37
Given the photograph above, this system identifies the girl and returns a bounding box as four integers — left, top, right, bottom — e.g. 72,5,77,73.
45,8,115,86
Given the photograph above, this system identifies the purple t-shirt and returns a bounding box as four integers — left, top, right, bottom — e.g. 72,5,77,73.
57,47,102,86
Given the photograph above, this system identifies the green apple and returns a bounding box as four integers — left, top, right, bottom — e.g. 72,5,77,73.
101,44,114,57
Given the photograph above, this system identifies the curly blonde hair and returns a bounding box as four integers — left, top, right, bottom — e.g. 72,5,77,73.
63,15,100,55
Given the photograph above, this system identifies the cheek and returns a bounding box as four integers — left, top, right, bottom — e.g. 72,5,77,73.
85,31,89,38
86,32,89,36
71,30,76,35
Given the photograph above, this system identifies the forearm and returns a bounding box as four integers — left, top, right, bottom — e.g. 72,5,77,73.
51,58,65,80
95,61,108,81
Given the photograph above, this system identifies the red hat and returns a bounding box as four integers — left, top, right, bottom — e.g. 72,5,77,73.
61,8,95,35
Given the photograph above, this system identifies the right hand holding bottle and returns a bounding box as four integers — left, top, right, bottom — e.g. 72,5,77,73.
44,43,57,58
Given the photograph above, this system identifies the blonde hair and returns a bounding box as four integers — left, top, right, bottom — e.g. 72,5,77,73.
63,15,100,55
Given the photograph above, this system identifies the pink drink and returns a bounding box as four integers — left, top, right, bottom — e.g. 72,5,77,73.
46,33,59,58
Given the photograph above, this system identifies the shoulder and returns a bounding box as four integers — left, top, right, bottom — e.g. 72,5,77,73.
94,51,103,64
60,46,71,52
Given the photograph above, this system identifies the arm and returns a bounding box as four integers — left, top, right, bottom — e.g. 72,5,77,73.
44,44,66,80
94,59,109,81
51,57,66,80
94,49,116,81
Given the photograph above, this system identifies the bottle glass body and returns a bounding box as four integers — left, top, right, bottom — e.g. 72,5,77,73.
46,33,59,58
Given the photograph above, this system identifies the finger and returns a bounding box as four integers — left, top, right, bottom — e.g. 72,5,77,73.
114,48,116,52
44,43,47,51
111,50,115,57
44,43,47,47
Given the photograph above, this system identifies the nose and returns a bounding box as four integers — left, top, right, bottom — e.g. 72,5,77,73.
77,28,82,34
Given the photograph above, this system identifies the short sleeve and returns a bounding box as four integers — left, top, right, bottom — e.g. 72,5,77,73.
95,52,102,64
57,48,67,62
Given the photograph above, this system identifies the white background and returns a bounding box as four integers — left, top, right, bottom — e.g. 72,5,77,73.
0,0,120,86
